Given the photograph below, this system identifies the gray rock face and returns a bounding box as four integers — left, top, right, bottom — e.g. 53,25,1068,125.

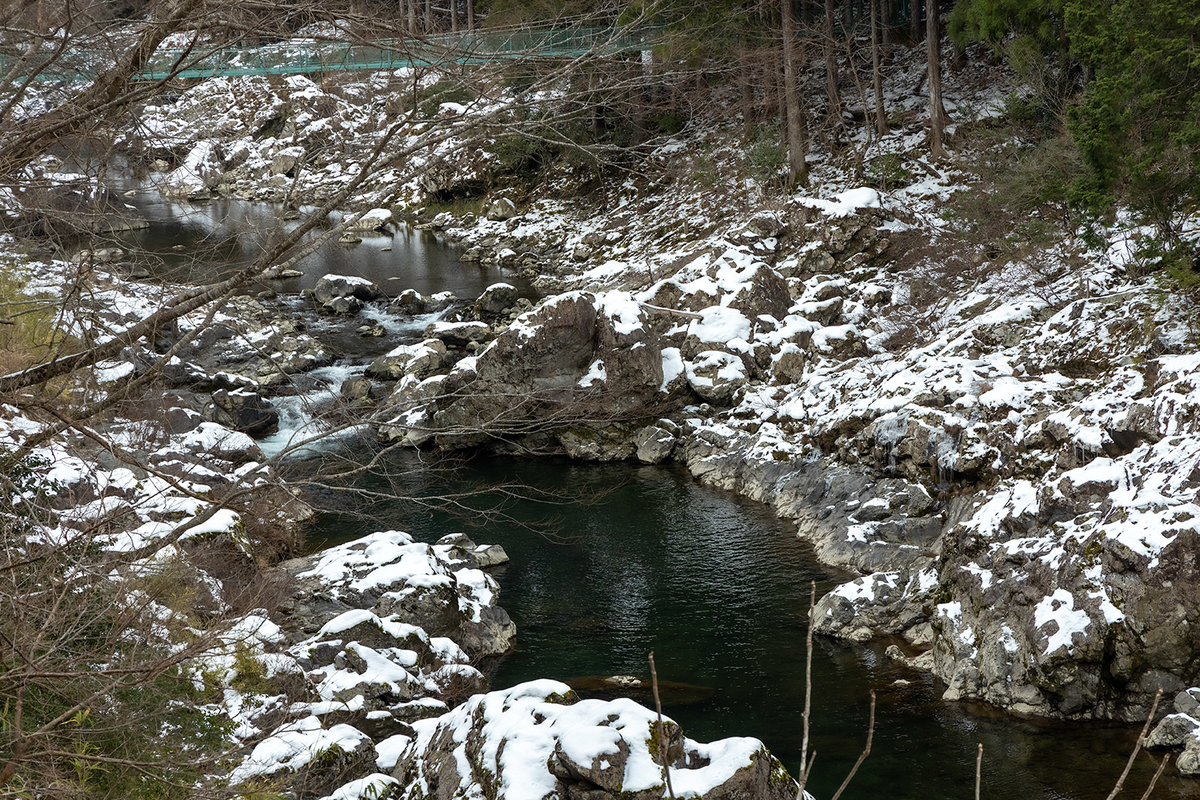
634,420,680,464
927,525,1200,720
269,149,300,176
684,441,946,575
344,208,392,231
423,320,492,347
390,289,427,315
557,423,639,462
386,291,669,453
1178,740,1200,776
726,264,791,321
685,351,747,405
340,376,374,407
813,571,935,643
157,140,223,199
1146,712,1200,749
366,340,446,380
484,196,518,221
474,282,519,319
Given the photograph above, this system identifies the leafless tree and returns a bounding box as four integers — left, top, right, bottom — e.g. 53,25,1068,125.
926,0,946,158
779,0,808,187
0,1,666,793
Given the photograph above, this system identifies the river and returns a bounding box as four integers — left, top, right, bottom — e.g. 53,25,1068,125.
112,196,1188,800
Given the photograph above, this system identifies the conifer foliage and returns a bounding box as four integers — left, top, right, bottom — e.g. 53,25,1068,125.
952,0,1200,250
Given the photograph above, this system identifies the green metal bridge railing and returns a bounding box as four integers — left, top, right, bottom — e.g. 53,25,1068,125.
0,25,653,83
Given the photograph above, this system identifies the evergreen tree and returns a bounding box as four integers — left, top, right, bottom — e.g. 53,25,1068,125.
1066,0,1200,241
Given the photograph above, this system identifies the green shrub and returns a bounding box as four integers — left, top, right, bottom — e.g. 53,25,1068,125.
745,127,786,185
865,152,914,190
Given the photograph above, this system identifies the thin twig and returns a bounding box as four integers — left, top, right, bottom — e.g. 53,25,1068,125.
638,302,703,320
1138,753,1171,800
975,742,983,800
1106,687,1163,800
829,690,876,800
797,580,816,798
648,652,676,800
799,751,817,796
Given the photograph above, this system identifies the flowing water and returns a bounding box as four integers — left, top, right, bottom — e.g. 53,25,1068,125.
114,198,1191,800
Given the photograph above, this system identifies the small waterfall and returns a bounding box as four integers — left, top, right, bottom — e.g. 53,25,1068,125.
359,307,446,337
259,364,366,459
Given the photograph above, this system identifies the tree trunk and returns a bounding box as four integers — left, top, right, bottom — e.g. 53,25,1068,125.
590,69,601,135
780,0,808,187
926,0,945,158
451,0,458,32
824,0,841,122
407,0,416,34
424,0,432,32
870,0,889,136
467,0,474,31
740,39,756,138
909,0,921,44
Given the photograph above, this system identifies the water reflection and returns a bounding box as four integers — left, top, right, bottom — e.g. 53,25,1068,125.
114,194,533,300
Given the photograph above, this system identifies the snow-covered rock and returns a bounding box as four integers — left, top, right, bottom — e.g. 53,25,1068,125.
345,208,393,231
276,530,516,659
392,680,795,800
312,274,383,314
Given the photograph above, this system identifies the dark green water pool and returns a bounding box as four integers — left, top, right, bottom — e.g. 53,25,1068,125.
308,454,1188,800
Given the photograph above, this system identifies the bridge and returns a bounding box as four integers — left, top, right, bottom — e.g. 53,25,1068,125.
3,25,653,83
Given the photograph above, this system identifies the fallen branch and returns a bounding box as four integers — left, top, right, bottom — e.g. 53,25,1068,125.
1138,753,1170,800
797,580,816,799
975,742,983,800
639,302,703,320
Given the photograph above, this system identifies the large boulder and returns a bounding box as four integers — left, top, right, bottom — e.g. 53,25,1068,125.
685,351,747,405
392,680,795,800
230,717,378,798
424,320,492,347
275,530,515,658
484,196,518,221
312,275,383,314
474,282,520,319
345,208,393,231
157,140,223,199
633,420,680,464
385,291,669,452
366,340,446,381
812,570,936,643
207,387,279,438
